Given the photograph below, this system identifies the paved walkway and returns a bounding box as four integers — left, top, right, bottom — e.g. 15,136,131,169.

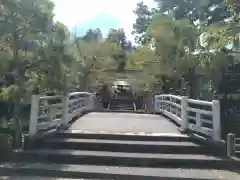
69,112,181,135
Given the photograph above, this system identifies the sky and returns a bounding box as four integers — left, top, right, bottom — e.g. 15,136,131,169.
51,0,155,42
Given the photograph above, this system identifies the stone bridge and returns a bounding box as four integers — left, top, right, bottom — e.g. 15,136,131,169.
0,92,240,180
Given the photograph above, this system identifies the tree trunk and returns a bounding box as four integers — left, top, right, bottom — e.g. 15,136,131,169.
12,103,23,149
11,31,23,149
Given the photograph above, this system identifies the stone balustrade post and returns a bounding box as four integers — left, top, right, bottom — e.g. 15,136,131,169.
212,100,221,141
181,96,188,132
62,93,70,128
29,95,40,138
227,133,236,157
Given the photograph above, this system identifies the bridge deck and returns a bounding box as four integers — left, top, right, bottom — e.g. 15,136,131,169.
69,112,181,135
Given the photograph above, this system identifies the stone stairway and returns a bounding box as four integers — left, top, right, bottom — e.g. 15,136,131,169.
109,98,135,111
1,132,240,180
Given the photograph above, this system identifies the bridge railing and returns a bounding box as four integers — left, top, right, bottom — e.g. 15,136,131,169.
154,94,221,141
29,92,95,138
227,134,240,156
236,137,240,155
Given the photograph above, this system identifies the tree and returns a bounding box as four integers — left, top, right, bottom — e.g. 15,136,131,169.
226,0,240,14
82,28,103,42
2,0,239,144
107,29,127,48
133,0,232,46
126,46,162,92
0,0,81,147
131,0,240,98
147,15,200,97
106,29,131,72
155,0,230,25
133,1,152,44
75,32,126,89
34,22,78,94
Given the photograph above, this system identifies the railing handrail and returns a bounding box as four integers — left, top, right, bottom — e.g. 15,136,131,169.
69,92,93,96
188,98,213,106
154,94,221,142
155,94,181,100
39,95,62,100
30,92,222,143
29,92,95,138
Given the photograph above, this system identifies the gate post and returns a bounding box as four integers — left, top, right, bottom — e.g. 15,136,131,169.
181,96,188,132
29,95,40,138
212,100,221,141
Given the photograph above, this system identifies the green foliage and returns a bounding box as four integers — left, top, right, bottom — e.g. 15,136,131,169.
82,28,103,42
0,0,89,145
154,0,230,25
133,1,152,44
1,0,240,122
132,0,240,97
